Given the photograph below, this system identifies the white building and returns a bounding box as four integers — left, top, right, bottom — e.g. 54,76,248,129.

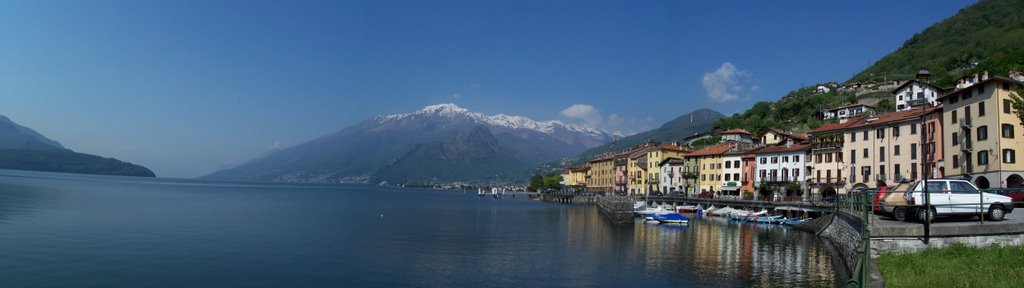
823,103,874,121
719,129,753,144
893,68,945,111
659,157,686,193
720,152,744,196
753,141,810,199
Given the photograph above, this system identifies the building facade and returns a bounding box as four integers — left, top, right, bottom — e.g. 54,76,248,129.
940,77,1024,189
752,141,809,200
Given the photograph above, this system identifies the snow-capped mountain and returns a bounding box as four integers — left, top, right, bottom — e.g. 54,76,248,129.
203,103,614,184
378,103,608,137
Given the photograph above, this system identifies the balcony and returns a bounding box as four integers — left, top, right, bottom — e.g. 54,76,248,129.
808,177,846,186
960,118,973,129
960,140,973,152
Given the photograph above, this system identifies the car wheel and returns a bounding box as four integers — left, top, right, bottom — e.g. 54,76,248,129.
918,207,935,224
893,207,907,222
988,206,1006,222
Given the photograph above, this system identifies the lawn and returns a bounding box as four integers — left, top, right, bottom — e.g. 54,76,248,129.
877,243,1024,287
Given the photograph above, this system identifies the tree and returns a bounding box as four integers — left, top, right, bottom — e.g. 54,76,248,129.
528,174,544,192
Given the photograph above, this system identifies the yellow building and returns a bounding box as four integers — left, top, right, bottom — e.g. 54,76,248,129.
562,164,589,187
939,76,1024,188
625,143,688,195
686,143,732,195
587,156,615,193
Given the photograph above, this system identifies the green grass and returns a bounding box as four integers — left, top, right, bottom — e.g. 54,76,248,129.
877,243,1024,287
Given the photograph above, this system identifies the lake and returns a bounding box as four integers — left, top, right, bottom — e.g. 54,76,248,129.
0,170,841,287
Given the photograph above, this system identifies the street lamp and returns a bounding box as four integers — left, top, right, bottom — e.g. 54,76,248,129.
909,98,931,243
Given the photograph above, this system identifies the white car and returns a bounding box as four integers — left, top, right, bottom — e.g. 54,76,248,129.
902,179,1014,222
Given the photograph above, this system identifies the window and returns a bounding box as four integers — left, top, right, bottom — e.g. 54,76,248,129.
771,157,778,164
911,164,918,180
863,131,868,141
725,161,731,169
760,157,767,164
717,163,722,169
851,132,856,142
826,153,832,162
880,147,886,162
979,85,985,95
911,143,917,160
734,160,740,167
782,156,789,163
894,164,901,179
760,170,766,179
794,155,800,162
725,174,731,181
977,126,988,141
862,166,871,177
863,148,868,158
978,150,989,165
952,132,959,146
851,150,856,164
879,165,886,180
1005,99,1013,114
793,169,799,179
838,152,843,162
826,169,832,181
734,173,739,181
893,126,900,137
953,155,960,168
1004,149,1016,164
950,96,959,104
911,123,917,134
952,110,958,124
816,170,821,181
877,128,885,139
1003,124,1015,138
979,102,986,116
894,145,901,156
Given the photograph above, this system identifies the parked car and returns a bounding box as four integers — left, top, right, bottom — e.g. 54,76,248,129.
901,179,1014,222
1002,188,1024,207
879,183,913,220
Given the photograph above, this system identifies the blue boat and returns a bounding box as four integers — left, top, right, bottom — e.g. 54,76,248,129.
783,218,806,226
654,213,689,224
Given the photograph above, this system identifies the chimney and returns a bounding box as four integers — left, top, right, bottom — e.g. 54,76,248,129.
982,71,989,81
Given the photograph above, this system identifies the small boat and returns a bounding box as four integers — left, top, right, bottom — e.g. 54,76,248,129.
654,213,689,224
703,205,718,216
677,205,700,213
749,215,785,224
783,218,807,226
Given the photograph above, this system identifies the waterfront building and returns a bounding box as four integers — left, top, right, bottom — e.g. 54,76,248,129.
894,68,945,111
586,156,614,193
759,128,808,146
924,107,946,179
625,143,688,195
720,149,746,197
842,108,938,190
808,121,856,196
752,140,810,200
720,129,753,144
659,158,686,193
741,153,757,194
562,164,589,188
939,76,1024,188
613,154,628,194
687,143,732,196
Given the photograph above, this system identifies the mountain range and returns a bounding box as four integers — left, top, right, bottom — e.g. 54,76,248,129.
0,115,155,177
203,104,616,184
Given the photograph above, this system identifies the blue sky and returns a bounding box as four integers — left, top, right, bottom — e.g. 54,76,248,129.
0,0,975,178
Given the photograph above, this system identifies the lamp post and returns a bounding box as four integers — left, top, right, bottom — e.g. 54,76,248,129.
909,98,931,243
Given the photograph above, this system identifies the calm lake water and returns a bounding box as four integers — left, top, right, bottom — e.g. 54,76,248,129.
0,170,841,287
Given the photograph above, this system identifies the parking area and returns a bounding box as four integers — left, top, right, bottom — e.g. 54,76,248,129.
867,206,1024,237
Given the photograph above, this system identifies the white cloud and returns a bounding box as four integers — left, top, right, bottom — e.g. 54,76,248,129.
560,105,656,136
702,62,755,102
560,104,603,127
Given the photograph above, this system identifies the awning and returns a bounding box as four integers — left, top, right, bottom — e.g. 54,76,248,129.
719,186,741,191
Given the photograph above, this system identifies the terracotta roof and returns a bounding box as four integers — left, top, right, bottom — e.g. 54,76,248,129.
656,144,689,153
844,107,940,130
937,76,1022,101
685,143,732,157
763,128,808,141
809,118,863,134
659,157,685,166
720,128,752,135
751,143,810,154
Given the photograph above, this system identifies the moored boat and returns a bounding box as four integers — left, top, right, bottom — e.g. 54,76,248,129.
654,213,689,224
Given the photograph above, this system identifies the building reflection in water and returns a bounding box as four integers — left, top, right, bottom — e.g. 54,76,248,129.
564,208,839,287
